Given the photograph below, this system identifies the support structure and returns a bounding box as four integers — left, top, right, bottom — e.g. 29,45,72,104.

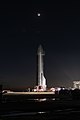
73,81,80,89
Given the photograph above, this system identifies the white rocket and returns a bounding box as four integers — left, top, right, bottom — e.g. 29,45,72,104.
37,45,46,91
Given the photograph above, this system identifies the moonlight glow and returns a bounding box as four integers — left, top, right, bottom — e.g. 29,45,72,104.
37,13,40,17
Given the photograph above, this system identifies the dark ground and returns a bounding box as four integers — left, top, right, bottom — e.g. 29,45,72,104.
1,93,80,120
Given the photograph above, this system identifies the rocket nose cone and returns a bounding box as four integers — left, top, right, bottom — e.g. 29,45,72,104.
38,45,44,54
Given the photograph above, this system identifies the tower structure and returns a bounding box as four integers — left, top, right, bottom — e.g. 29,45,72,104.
73,81,80,89
37,45,47,91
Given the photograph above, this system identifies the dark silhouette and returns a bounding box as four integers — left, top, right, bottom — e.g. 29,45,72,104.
0,85,2,102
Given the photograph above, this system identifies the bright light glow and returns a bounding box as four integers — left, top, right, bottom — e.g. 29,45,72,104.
52,98,55,101
38,98,47,102
4,92,55,95
50,87,55,92
57,88,61,91
37,13,40,16
62,88,65,90
38,112,45,114
2,90,14,93
73,81,80,89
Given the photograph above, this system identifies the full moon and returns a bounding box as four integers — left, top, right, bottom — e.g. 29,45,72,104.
37,13,40,17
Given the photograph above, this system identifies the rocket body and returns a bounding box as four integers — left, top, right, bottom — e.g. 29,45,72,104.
37,45,46,91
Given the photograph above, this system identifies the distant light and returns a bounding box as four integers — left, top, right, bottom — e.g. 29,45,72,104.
38,112,45,114
56,88,61,91
62,88,65,90
37,13,40,17
57,88,61,91
50,87,55,92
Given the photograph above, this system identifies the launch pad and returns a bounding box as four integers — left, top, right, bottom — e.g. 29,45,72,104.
3,91,55,95
3,91,55,102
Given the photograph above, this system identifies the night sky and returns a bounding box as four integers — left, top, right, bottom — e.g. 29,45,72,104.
0,2,80,89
